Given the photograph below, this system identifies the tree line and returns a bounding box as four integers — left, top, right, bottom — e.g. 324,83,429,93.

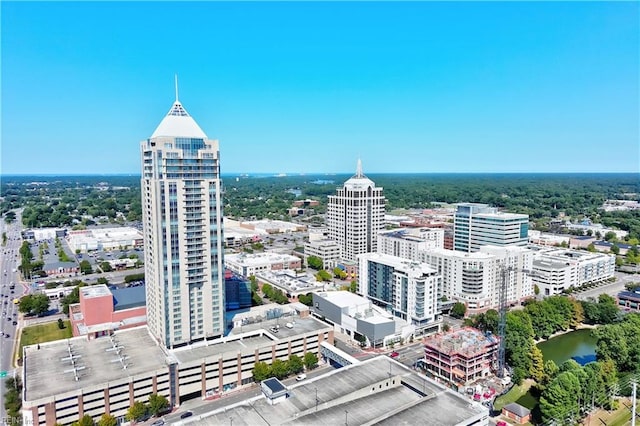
252,352,318,382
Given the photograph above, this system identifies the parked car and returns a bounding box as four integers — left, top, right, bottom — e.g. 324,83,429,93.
296,374,307,381
389,351,399,358
180,411,193,419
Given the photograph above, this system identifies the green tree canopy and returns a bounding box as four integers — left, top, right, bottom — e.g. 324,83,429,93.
18,293,50,316
303,352,319,370
252,361,272,382
450,302,466,319
97,414,117,426
307,255,323,270
74,414,95,426
288,354,304,375
125,401,148,422
147,393,169,416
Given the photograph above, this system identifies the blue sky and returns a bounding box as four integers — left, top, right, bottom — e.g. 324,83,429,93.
2,1,638,175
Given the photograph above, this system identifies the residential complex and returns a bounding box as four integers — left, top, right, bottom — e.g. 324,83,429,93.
326,159,385,261
377,227,444,260
141,95,225,348
358,253,440,330
530,247,616,296
453,203,529,253
423,328,499,387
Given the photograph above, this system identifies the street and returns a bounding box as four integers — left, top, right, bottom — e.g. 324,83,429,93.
0,210,29,421
573,271,639,301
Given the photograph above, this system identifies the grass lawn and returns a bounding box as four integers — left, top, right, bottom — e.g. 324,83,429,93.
493,379,534,412
588,399,633,426
19,320,73,355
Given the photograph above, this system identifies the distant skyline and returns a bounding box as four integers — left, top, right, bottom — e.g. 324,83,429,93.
2,2,639,175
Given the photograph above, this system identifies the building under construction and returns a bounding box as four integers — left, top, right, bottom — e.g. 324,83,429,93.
423,328,499,387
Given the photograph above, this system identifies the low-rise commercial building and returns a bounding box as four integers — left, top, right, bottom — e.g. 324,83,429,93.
312,291,397,348
67,227,143,253
303,238,342,269
225,252,302,278
68,284,146,338
617,290,640,312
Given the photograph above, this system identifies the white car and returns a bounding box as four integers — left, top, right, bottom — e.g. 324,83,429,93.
296,374,307,381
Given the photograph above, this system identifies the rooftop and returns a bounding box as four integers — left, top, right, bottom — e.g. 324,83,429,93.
80,284,111,299
24,326,168,403
111,285,146,311
424,328,499,357
189,356,487,426
150,101,208,139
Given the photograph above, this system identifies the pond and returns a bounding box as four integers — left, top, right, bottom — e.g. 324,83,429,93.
514,328,598,410
537,328,598,366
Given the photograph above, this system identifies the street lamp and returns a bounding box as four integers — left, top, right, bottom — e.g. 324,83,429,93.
345,410,349,426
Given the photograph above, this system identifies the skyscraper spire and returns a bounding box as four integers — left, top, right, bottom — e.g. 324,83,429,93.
356,158,363,178
174,74,179,102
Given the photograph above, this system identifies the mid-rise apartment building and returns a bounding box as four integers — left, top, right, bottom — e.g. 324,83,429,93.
530,247,615,296
421,246,533,312
377,227,444,260
141,94,225,348
326,160,385,261
454,203,529,253
358,253,440,328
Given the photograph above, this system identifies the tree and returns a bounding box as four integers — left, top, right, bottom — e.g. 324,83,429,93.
303,352,319,370
604,231,617,242
610,244,620,255
288,354,304,375
100,262,113,273
315,270,332,282
252,361,272,382
271,359,289,380
147,393,169,416
97,414,117,426
74,414,95,426
57,318,65,329
307,255,323,270
79,260,93,275
586,243,596,252
349,280,357,293
540,360,559,389
125,400,148,422
18,293,50,316
332,267,347,279
539,371,581,424
529,345,545,383
298,293,313,306
534,284,540,296
442,323,451,332
450,302,466,319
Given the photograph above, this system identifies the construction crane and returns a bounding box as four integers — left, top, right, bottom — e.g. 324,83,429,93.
497,266,535,378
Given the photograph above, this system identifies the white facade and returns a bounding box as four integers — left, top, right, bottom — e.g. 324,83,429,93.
358,253,440,326
67,227,143,252
225,252,302,277
420,246,533,312
326,160,385,262
454,203,529,253
304,238,342,269
531,248,615,296
377,227,444,260
141,97,225,348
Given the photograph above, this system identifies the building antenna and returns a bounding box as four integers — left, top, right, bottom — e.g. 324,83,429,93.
175,74,179,102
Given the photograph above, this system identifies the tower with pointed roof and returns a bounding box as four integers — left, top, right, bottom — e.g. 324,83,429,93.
141,89,225,349
326,159,386,262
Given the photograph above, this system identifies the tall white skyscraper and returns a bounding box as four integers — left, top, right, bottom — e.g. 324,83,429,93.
326,160,385,261
141,91,225,349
